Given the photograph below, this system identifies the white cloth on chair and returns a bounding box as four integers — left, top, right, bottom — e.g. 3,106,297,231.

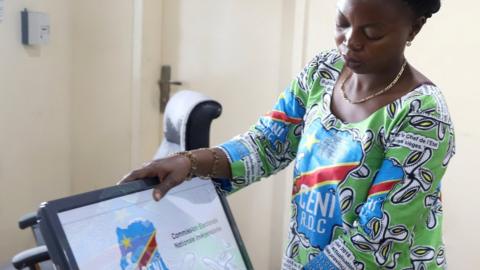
153,90,212,159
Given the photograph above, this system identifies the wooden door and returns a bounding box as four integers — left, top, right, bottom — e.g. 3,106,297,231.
159,0,296,268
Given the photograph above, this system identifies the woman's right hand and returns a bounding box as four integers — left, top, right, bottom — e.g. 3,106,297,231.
118,155,192,201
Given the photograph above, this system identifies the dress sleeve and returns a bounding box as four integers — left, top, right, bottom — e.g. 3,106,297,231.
304,94,455,269
216,53,329,194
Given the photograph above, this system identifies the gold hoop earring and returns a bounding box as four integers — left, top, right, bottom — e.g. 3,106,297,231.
406,40,412,47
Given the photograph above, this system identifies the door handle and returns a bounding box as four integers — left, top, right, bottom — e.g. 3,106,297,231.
158,65,182,113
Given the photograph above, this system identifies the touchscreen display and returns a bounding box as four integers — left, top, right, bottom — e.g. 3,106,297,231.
58,179,247,270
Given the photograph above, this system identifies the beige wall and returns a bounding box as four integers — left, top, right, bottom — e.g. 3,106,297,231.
0,0,72,263
70,0,162,195
304,0,479,268
70,0,134,193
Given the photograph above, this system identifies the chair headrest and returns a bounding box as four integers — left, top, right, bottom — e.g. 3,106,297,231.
154,90,213,159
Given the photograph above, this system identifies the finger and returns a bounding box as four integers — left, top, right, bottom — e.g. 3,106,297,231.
119,166,155,184
150,169,171,200
119,170,145,183
152,174,180,201
141,161,152,168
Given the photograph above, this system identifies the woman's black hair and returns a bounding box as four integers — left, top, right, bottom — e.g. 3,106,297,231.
402,0,441,18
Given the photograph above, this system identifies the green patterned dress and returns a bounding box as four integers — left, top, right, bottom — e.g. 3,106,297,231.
218,50,455,269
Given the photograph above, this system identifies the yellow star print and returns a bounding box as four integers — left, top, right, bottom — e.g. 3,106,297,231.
304,133,319,150
122,235,132,249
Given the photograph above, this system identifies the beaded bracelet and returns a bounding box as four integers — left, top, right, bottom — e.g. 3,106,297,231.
206,148,219,178
175,151,197,180
174,148,219,180
195,148,219,179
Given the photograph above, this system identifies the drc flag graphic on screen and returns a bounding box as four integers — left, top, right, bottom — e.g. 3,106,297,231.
116,220,169,270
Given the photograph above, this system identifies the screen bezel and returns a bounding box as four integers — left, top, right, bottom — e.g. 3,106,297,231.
38,177,253,270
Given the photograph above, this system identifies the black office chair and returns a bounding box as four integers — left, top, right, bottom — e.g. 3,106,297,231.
153,90,222,158
11,90,222,269
11,246,49,270
12,213,52,270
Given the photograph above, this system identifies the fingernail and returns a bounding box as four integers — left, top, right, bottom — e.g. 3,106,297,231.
154,191,162,201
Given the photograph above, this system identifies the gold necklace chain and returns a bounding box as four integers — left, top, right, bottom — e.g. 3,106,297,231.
341,60,408,104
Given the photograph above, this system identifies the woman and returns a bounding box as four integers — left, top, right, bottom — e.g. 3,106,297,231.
121,0,455,268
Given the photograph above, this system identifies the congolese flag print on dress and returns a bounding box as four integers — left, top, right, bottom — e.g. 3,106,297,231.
218,50,454,269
